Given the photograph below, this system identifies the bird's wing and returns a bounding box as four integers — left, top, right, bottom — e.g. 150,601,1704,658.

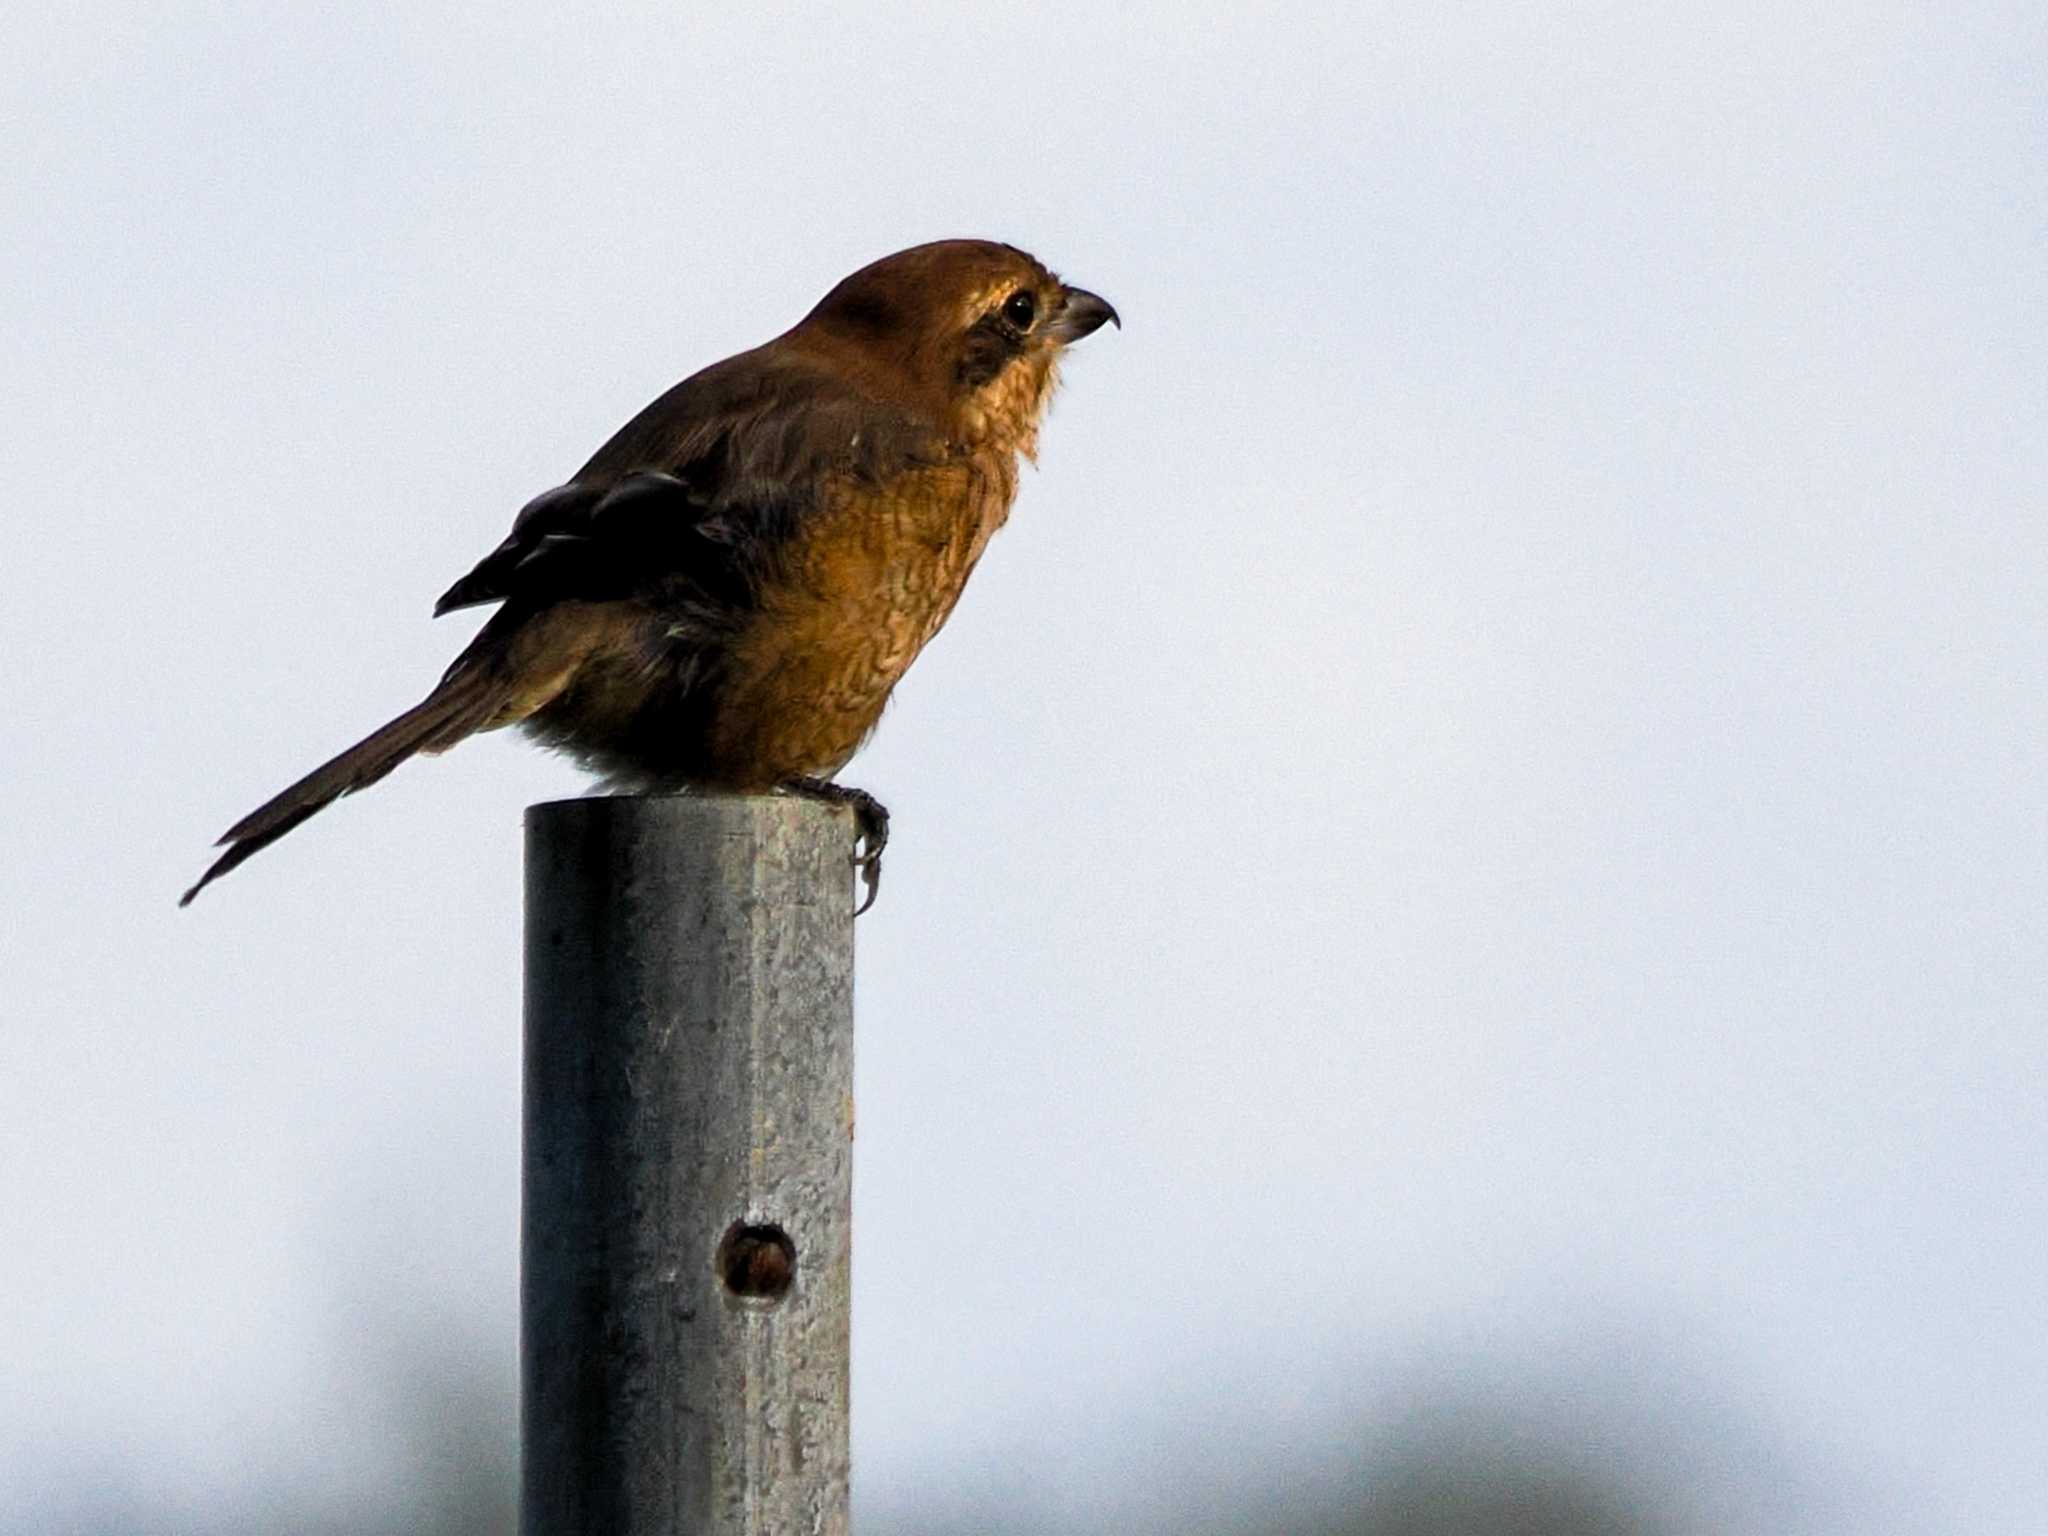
433,349,941,619
431,471,719,617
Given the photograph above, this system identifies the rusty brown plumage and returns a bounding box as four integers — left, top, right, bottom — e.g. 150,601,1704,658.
181,239,1117,910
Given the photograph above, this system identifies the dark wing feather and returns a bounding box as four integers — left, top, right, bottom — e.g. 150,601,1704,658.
434,346,942,618
433,481,608,616
432,472,707,616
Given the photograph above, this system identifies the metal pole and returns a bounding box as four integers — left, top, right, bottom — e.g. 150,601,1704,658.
522,794,855,1536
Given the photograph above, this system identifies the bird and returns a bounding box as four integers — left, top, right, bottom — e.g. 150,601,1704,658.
180,239,1118,913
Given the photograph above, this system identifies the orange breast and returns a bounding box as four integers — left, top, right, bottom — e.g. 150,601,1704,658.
706,455,1018,784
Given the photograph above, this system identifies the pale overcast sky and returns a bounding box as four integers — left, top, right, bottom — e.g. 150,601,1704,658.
4,4,2043,1532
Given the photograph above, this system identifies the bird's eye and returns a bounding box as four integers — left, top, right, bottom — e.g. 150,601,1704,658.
1001,289,1037,329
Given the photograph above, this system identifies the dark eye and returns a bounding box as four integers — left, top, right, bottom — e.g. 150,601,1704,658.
1001,289,1037,329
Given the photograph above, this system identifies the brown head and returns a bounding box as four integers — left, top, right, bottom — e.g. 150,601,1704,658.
793,239,1118,457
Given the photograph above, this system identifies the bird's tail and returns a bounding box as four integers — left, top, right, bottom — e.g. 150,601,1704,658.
180,669,504,906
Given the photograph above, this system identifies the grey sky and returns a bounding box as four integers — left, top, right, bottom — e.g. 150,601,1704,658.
4,3,2043,1531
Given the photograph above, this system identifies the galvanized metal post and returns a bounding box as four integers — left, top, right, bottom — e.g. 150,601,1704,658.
522,794,855,1536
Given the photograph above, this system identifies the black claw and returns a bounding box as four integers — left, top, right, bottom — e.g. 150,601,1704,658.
781,778,891,916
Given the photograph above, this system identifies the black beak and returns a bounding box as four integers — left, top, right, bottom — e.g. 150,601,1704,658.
1047,286,1120,345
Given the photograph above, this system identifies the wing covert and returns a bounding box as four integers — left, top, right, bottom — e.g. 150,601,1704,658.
433,349,943,618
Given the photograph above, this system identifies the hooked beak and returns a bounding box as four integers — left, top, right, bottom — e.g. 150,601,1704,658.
1046,286,1120,345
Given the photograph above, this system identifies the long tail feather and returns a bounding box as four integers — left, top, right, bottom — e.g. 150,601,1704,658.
180,672,502,906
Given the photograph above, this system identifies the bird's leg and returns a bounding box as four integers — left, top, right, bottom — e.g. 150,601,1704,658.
780,777,890,916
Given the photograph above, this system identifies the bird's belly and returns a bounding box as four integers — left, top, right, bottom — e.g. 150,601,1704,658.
707,468,1009,784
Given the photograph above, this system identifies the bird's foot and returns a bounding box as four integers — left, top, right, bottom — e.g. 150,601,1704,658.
781,777,890,916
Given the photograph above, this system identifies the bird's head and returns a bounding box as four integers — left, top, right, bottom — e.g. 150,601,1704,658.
799,239,1118,457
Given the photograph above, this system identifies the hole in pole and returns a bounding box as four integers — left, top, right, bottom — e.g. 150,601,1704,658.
717,1220,796,1304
